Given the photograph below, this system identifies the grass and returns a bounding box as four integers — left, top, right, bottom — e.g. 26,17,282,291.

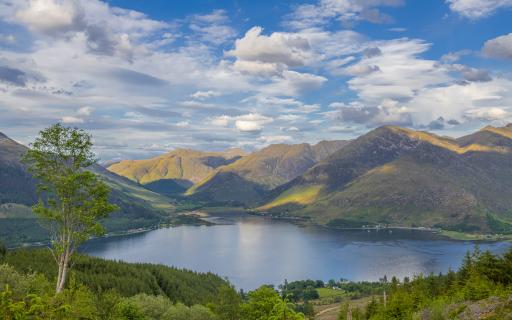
317,288,347,299
258,185,323,210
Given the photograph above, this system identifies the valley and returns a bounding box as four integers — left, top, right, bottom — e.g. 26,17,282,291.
3,124,512,247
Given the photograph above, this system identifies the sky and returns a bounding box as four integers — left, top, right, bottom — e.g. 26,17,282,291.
0,0,511,161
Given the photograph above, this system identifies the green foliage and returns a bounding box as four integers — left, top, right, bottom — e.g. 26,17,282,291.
207,285,242,320
240,286,305,320
280,279,320,302
22,124,118,293
5,248,233,306
350,246,512,319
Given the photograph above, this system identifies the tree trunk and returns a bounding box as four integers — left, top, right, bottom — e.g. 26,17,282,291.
56,248,70,293
55,251,65,293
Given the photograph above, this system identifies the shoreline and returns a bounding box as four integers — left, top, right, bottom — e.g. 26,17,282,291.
8,212,214,249
8,209,512,248
245,209,512,242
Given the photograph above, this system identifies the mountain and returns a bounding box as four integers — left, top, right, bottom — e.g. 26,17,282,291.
186,140,349,205
107,148,246,196
258,125,512,234
0,132,177,246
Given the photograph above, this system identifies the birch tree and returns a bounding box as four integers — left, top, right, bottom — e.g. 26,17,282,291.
23,124,117,293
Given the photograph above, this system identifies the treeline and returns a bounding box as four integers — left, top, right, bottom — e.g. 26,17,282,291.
339,247,512,319
0,247,307,319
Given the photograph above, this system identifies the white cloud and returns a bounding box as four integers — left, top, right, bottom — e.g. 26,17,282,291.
227,26,312,75
77,105,93,116
482,33,512,59
261,70,327,97
405,79,512,124
211,115,231,127
464,107,509,121
346,38,451,103
191,90,221,100
61,116,84,124
189,10,237,45
285,0,404,29
446,0,512,19
277,114,303,121
176,120,190,127
15,0,82,34
234,113,273,132
259,135,292,144
344,64,380,76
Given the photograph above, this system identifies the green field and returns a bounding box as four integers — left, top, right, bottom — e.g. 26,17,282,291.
317,287,347,299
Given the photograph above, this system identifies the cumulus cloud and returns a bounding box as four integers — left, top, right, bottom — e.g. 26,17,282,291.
11,0,168,60
446,0,512,19
227,26,312,75
405,79,512,125
482,33,512,59
2,0,512,159
346,38,450,103
234,113,273,132
15,0,83,35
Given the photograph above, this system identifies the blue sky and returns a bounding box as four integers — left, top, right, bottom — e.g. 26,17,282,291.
0,0,511,160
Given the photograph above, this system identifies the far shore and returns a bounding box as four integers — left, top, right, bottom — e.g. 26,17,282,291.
9,208,512,248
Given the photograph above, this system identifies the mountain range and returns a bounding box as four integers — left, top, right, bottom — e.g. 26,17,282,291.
2,124,512,244
259,124,512,233
108,124,512,234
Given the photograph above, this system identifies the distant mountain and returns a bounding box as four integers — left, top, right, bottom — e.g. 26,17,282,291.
107,148,246,196
0,132,176,246
186,140,349,205
258,125,512,234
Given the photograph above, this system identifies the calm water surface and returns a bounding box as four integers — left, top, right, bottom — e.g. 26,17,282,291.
82,214,511,290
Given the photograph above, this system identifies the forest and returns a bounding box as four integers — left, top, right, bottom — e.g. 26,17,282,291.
1,242,512,319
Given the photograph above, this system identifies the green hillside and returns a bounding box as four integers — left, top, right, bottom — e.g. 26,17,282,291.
187,140,348,205
0,132,177,246
259,125,512,234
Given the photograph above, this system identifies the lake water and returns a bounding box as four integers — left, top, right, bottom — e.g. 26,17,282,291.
81,214,511,290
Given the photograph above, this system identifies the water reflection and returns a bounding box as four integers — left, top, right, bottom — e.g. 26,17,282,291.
81,215,511,290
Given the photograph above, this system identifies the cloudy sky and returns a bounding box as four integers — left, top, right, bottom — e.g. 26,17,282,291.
0,0,511,160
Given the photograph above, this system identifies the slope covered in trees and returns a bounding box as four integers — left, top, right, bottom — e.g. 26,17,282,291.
337,246,512,319
0,248,307,319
